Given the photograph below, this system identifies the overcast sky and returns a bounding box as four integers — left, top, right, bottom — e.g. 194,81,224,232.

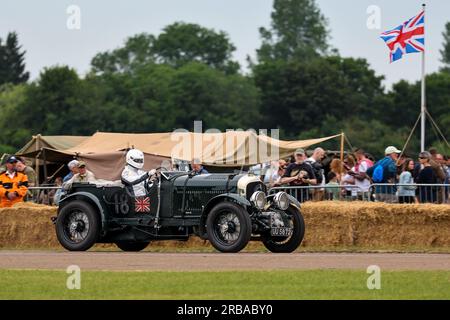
0,0,448,88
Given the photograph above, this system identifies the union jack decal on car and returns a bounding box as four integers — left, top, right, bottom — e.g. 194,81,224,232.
135,197,150,213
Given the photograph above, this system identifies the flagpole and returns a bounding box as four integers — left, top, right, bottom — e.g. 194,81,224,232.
420,3,426,152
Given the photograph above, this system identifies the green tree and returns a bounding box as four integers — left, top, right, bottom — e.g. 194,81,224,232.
0,84,30,153
383,72,450,151
440,22,450,72
253,56,385,137
153,22,239,73
91,33,156,75
257,0,329,62
91,22,239,75
0,32,29,85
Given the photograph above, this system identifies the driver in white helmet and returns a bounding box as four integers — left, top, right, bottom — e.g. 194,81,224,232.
121,149,155,197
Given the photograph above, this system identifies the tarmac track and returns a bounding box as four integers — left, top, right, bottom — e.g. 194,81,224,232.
0,251,449,271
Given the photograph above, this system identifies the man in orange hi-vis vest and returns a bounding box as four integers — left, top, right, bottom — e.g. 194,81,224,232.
0,156,29,208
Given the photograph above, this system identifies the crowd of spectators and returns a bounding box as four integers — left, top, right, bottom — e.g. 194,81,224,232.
261,146,450,204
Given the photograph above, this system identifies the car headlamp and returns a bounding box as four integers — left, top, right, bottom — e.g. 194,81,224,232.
250,191,266,210
274,192,290,210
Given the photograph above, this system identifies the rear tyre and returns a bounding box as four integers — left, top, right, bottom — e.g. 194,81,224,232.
206,201,252,253
115,241,150,252
56,200,100,251
262,207,305,253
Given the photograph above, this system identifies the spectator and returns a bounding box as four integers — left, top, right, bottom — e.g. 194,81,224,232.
63,161,96,190
0,156,29,207
398,158,416,204
305,147,326,201
436,154,449,203
367,146,400,203
429,149,446,183
63,160,79,182
351,148,373,200
280,149,317,202
342,155,357,200
265,159,287,187
329,158,343,183
416,151,438,203
191,158,209,175
325,171,340,200
50,177,63,205
15,158,37,201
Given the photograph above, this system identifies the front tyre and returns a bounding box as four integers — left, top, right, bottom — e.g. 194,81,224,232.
56,200,100,251
115,241,150,252
206,202,252,253
262,206,305,253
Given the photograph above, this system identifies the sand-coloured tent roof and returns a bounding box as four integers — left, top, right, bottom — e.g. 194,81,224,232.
16,131,341,180
62,131,341,165
16,135,88,157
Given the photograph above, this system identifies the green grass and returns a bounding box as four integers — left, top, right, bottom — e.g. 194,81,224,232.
1,269,449,300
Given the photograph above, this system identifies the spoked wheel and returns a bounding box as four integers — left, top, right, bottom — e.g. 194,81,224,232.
115,241,150,252
56,200,100,251
261,207,305,253
206,202,251,253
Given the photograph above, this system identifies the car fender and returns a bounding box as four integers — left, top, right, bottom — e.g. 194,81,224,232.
286,194,301,211
198,193,251,236
58,192,107,230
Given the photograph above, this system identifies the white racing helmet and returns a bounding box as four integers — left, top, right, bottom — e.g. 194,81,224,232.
126,149,144,169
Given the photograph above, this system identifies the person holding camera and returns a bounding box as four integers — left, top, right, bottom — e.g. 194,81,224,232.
280,149,317,202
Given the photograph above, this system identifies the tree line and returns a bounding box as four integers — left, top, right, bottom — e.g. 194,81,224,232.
0,0,449,159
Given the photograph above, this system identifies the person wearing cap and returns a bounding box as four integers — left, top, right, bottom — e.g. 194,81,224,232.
63,160,79,183
367,146,401,203
0,156,29,207
280,149,317,202
63,161,96,190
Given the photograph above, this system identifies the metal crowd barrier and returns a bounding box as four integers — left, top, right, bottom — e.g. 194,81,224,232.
269,184,450,204
26,186,62,206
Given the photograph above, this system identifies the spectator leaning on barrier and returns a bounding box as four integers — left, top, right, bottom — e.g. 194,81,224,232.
264,159,287,187
0,156,29,207
281,149,317,203
398,158,416,204
367,146,400,203
63,160,79,183
416,151,438,203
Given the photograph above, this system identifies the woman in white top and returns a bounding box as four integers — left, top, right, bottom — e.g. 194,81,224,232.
398,158,416,204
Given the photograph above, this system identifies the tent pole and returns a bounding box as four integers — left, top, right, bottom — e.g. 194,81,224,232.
35,135,40,187
340,132,345,172
43,148,48,184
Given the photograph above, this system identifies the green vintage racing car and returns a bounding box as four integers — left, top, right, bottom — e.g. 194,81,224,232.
53,169,305,253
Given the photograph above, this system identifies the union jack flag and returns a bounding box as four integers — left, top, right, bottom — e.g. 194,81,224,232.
380,10,425,62
135,197,150,213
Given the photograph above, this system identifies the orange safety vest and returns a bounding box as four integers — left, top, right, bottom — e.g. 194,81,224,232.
0,171,29,207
